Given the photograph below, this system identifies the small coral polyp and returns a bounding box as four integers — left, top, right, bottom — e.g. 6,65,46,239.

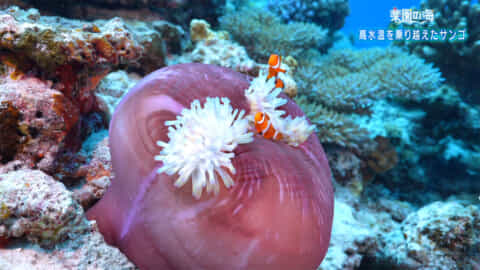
155,97,253,199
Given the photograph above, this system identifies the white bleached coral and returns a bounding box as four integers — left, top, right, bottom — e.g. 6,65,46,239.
155,97,253,199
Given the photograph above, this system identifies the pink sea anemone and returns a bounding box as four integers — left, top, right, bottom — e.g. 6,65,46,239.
87,63,334,270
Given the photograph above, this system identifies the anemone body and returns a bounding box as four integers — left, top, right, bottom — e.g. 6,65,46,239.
87,63,334,270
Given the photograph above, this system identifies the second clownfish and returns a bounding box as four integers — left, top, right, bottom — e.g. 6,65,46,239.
254,112,283,141
267,54,286,89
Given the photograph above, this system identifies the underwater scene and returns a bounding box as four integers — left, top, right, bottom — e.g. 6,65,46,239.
0,0,479,269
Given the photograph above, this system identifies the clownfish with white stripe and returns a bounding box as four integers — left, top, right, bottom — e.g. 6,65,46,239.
267,54,286,89
254,111,283,141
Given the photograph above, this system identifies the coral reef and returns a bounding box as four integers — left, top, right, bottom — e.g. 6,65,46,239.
0,72,82,172
73,130,112,209
297,47,444,112
4,0,226,28
294,96,369,149
0,6,183,113
360,85,480,204
325,138,398,196
0,169,89,247
219,8,330,62
266,0,350,32
319,184,479,270
94,70,140,118
294,47,444,149
319,199,377,270
0,228,136,269
317,185,415,270
0,1,477,269
173,19,259,76
398,0,480,102
0,169,134,268
381,201,479,269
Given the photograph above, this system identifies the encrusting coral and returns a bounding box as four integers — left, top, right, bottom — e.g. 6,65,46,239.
0,71,82,172
381,201,480,269
219,7,330,62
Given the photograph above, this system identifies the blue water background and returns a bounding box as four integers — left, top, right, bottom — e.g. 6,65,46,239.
343,0,422,48
344,0,479,48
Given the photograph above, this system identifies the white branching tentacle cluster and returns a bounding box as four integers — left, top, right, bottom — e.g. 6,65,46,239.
155,97,253,199
245,71,287,123
156,67,315,199
245,70,315,147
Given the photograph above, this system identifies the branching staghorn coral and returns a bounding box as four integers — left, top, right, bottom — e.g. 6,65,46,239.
219,8,330,62
293,47,444,148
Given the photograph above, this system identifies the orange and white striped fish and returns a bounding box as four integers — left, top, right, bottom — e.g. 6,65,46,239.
254,112,283,140
267,54,286,89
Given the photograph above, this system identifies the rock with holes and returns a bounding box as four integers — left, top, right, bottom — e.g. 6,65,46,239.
381,201,480,269
0,169,89,247
73,130,113,209
0,74,80,173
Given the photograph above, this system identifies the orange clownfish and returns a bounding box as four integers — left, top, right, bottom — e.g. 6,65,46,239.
254,112,283,140
267,54,286,89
